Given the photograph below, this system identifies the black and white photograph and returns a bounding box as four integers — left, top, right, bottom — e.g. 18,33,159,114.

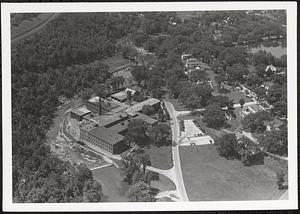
2,1,297,212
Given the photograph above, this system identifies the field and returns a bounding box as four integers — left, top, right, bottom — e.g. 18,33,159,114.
92,166,129,202
143,145,173,170
151,173,176,192
92,165,176,202
180,144,287,201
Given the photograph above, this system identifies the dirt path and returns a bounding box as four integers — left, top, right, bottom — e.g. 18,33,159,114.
12,13,60,45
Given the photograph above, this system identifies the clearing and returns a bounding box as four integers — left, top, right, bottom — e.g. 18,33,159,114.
143,144,173,170
180,144,287,201
92,166,129,202
151,173,176,193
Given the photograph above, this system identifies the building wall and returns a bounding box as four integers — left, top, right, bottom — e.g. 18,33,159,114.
70,112,82,121
80,129,127,154
86,101,99,114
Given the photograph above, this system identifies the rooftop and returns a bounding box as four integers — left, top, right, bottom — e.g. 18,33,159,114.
89,126,125,145
71,107,91,117
265,64,277,72
108,119,130,133
92,112,128,127
88,96,119,111
111,91,128,101
80,121,99,132
134,112,158,125
124,98,160,116
187,58,199,62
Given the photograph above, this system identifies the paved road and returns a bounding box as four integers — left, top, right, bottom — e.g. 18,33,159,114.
12,13,60,45
164,101,189,201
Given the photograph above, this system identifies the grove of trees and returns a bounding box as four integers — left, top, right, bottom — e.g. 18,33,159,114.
215,134,264,166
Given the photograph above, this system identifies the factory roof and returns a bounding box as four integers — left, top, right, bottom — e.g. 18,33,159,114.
71,107,91,117
111,91,128,101
124,98,160,116
134,112,158,125
80,122,99,132
89,127,125,145
108,119,130,134
91,112,128,127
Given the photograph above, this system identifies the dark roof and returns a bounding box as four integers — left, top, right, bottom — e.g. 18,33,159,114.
80,122,99,132
108,119,130,133
89,127,125,145
88,96,119,111
124,98,160,116
92,112,128,127
134,112,158,125
71,107,91,117
111,91,128,101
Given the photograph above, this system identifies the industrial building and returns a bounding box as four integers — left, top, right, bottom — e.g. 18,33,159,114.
78,97,160,154
70,107,91,121
80,122,128,154
110,91,128,102
124,98,160,116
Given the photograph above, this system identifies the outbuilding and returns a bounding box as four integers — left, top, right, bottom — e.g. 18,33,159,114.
70,107,91,121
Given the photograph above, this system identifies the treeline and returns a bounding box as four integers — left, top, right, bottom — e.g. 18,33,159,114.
12,12,144,203
11,13,41,26
198,10,286,45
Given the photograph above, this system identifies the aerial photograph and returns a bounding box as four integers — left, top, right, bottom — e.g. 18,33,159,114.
10,9,289,204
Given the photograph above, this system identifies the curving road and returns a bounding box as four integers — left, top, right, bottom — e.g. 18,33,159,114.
12,13,60,45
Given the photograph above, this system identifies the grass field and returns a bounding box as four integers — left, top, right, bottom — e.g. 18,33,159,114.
151,173,176,192
180,144,287,201
92,166,129,202
143,145,173,170
156,197,174,202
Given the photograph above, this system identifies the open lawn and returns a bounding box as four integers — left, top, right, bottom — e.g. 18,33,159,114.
156,197,174,202
151,173,176,192
93,166,129,202
143,145,173,170
180,144,287,201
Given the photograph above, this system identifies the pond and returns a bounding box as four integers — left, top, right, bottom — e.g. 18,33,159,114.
250,41,287,58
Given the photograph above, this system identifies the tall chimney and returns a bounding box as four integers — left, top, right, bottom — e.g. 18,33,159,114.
99,96,102,115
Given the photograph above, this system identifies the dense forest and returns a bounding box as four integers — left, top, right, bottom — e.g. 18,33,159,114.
11,10,287,202
11,12,144,203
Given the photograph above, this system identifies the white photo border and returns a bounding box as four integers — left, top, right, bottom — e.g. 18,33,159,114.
2,1,298,211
